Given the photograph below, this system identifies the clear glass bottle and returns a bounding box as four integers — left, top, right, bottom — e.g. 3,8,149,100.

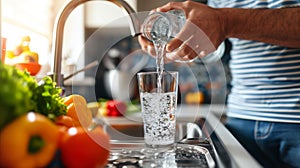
142,10,186,42
142,10,225,63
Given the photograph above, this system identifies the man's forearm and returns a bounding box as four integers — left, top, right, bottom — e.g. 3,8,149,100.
221,7,300,48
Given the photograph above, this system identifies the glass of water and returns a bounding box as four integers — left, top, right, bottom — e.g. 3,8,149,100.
137,71,178,149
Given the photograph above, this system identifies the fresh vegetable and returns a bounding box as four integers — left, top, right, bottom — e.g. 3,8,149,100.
96,99,141,117
107,100,127,116
106,100,127,116
0,63,36,129
99,100,127,117
56,125,70,146
0,63,67,129
60,126,110,168
32,76,67,120
0,112,59,168
63,94,93,128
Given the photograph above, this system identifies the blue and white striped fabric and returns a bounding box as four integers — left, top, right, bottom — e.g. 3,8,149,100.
207,0,300,123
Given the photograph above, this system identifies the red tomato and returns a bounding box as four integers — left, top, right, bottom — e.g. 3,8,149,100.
106,100,127,117
60,126,110,168
57,125,69,148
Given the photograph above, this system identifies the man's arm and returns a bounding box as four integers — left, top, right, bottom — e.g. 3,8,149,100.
139,1,300,61
156,1,300,49
223,7,300,48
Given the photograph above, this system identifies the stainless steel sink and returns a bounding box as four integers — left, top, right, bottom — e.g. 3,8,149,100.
95,117,216,167
93,105,262,168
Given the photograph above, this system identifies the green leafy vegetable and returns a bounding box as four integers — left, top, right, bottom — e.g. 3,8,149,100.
0,63,67,130
0,63,36,129
32,76,67,120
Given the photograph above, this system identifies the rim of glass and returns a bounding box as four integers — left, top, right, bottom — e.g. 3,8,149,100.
137,71,178,76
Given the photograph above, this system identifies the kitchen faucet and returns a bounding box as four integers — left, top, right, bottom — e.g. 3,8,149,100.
49,0,138,88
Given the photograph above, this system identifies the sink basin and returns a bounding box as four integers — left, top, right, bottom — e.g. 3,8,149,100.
92,105,261,168
94,116,221,168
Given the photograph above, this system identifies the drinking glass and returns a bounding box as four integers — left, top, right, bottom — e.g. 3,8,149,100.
137,71,178,149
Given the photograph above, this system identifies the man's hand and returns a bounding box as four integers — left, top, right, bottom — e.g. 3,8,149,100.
139,1,225,62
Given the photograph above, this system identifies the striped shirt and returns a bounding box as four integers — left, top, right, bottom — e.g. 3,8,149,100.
207,0,300,123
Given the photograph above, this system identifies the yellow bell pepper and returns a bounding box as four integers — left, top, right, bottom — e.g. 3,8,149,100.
0,112,59,168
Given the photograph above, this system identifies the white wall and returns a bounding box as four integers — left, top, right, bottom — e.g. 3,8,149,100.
85,0,137,28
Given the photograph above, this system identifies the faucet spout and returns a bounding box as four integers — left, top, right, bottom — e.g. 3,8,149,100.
49,0,137,88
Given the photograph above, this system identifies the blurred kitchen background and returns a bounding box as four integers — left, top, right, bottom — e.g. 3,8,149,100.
1,0,231,104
